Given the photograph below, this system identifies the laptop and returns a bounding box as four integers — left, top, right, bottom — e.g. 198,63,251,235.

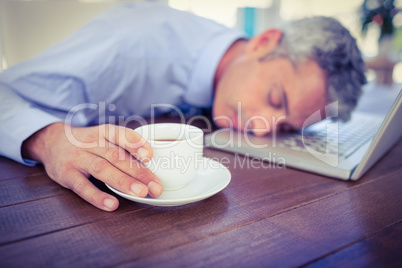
205,90,402,180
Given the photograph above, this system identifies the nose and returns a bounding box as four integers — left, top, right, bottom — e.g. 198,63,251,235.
248,116,271,136
248,111,287,136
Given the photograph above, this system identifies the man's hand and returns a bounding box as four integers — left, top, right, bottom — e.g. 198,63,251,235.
22,122,163,211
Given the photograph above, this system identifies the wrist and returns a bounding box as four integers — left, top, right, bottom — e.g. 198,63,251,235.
21,122,66,162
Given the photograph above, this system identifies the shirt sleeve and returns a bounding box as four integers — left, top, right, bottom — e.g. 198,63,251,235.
0,6,120,166
0,85,61,165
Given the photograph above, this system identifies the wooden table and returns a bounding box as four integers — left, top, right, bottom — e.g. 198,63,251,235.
1,118,401,267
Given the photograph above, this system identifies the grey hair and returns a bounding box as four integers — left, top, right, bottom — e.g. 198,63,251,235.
261,16,367,121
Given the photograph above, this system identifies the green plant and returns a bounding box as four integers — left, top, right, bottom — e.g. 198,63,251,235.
361,0,399,40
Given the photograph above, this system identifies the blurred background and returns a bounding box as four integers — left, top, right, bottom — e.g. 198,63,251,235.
0,0,401,85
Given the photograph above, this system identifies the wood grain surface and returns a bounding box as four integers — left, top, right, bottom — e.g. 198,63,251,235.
0,120,401,267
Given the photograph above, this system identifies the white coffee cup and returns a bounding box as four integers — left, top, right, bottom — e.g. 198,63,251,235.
134,123,204,191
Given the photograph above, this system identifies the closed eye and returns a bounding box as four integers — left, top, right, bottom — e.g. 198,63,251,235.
268,84,289,116
268,85,283,109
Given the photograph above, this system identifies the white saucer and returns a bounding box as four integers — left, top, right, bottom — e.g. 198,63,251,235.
105,157,231,207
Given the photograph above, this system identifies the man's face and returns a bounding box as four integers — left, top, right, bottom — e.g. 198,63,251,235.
212,54,327,136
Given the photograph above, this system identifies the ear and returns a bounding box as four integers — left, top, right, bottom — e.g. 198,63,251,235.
246,29,282,59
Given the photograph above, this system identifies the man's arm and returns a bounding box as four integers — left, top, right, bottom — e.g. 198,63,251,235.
0,86,162,211
0,85,61,164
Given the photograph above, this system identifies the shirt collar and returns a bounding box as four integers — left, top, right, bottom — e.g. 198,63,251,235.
184,30,246,108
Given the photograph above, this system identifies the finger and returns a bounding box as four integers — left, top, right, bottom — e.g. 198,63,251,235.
100,125,153,162
64,170,119,211
80,152,161,198
87,143,163,197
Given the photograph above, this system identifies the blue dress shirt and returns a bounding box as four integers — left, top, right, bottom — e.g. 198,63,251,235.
0,2,245,165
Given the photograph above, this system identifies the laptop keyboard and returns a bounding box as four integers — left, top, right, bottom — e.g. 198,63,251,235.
278,117,381,158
